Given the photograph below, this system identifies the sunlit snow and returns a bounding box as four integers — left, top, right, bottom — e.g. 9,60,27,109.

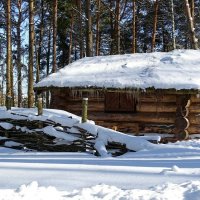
1,107,200,199
35,50,200,90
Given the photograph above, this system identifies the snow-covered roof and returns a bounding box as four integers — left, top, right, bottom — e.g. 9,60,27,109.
35,50,200,90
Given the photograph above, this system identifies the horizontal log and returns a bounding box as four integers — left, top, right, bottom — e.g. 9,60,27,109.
188,125,200,134
95,121,139,133
138,94,176,103
136,102,176,113
188,114,200,125
89,112,175,124
145,88,199,94
66,102,104,112
139,123,175,134
189,103,200,113
191,95,200,103
66,98,104,103
51,89,104,100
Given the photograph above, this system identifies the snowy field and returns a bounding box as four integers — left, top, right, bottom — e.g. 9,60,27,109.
0,107,200,199
1,141,200,199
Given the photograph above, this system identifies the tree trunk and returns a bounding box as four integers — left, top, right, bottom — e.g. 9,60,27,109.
185,0,198,49
115,0,120,54
85,0,93,57
28,0,35,108
109,0,114,55
6,0,12,109
0,45,4,106
17,0,22,107
95,0,101,56
171,0,176,50
52,0,57,72
132,0,136,53
46,27,51,108
36,0,44,83
68,11,74,64
189,0,194,20
76,0,84,58
151,0,159,52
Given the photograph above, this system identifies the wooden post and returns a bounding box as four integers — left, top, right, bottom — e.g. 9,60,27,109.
6,96,12,110
82,98,88,123
38,96,43,116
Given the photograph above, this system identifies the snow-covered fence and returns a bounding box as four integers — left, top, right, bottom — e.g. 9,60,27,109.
0,108,160,156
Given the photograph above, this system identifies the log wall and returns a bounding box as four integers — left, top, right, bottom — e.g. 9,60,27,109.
50,88,200,140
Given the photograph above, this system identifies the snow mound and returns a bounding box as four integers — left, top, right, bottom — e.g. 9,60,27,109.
1,181,200,200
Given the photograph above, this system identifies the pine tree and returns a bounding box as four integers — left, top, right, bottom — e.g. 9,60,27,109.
52,0,57,73
6,0,12,109
185,0,198,49
28,0,35,108
85,0,93,57
16,0,23,107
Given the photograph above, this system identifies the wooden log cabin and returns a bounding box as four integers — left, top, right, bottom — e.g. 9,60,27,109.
34,50,200,141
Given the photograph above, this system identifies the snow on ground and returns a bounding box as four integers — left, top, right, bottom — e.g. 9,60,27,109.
1,181,200,200
1,141,200,199
1,107,200,199
35,49,200,90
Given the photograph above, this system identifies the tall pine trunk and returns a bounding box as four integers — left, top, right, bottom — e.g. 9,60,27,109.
85,0,93,57
46,27,51,108
17,0,22,107
52,0,57,72
151,0,159,52
185,0,198,49
76,0,84,58
6,0,12,109
115,0,120,54
109,0,114,55
28,0,35,107
171,0,176,50
68,11,74,64
132,0,136,53
36,0,44,83
95,0,101,56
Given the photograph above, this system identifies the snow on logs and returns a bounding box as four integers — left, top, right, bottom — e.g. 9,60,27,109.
0,109,158,156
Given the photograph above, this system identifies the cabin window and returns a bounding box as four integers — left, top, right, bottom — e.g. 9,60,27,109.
105,92,136,112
